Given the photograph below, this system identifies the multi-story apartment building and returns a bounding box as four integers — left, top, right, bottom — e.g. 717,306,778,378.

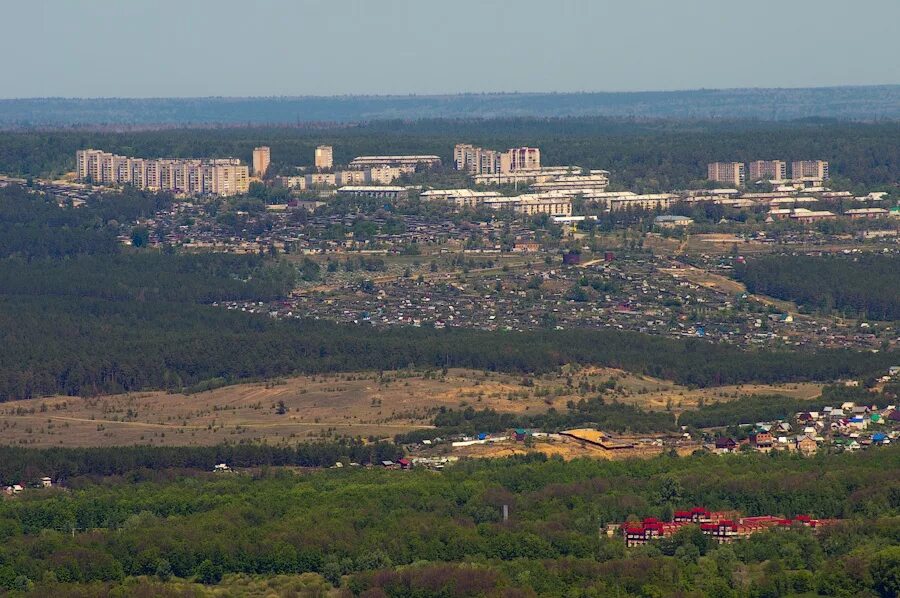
531,172,609,193
707,162,746,187
75,149,249,197
791,160,829,180
504,147,541,172
367,166,403,185
348,155,441,170
482,193,572,217
454,144,540,175
335,170,368,186
419,189,503,209
252,146,271,177
315,145,333,170
748,160,787,181
306,172,337,187
275,167,403,190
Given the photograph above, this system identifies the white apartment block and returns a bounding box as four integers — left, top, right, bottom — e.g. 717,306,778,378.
707,162,746,187
748,160,787,181
791,160,829,180
75,149,249,197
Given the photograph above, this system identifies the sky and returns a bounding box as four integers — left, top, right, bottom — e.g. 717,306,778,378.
3,0,899,98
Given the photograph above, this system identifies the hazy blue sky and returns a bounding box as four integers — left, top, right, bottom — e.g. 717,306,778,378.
3,0,899,98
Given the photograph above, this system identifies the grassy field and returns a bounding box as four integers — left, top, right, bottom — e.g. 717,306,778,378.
0,367,822,449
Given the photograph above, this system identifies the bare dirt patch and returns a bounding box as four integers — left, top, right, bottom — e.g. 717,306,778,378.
0,368,822,448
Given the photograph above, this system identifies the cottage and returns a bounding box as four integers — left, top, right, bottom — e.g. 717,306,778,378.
715,437,737,452
749,430,774,449
796,435,818,456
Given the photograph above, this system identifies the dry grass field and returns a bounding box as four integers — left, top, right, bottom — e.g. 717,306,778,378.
0,367,823,449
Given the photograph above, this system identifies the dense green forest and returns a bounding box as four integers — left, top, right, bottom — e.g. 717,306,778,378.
6,292,899,401
734,254,900,321
398,385,896,443
1,185,897,401
1,118,899,191
0,448,898,596
0,442,402,484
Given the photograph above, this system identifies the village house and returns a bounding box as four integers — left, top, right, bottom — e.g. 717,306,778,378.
715,437,737,453
796,435,818,456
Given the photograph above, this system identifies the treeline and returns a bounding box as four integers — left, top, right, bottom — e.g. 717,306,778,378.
4,295,899,400
0,253,296,303
0,185,172,259
397,398,677,443
0,448,898,595
1,118,899,191
404,386,895,441
678,394,827,429
0,441,402,485
735,253,900,321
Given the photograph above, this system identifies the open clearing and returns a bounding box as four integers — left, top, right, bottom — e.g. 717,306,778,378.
0,368,823,448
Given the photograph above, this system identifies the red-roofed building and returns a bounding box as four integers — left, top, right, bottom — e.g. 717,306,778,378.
621,508,837,546
701,520,740,543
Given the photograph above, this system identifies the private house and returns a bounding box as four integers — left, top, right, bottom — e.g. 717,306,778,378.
796,435,818,456
749,430,774,450
715,437,737,453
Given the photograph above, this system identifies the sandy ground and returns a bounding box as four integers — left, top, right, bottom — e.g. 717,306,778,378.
0,368,822,449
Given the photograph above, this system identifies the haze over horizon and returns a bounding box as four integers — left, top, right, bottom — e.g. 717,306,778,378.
4,0,899,99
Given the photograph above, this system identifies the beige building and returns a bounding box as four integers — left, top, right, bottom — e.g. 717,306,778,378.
367,166,404,185
315,145,334,170
275,175,307,190
252,146,270,178
707,162,746,187
845,208,889,220
791,160,829,180
335,170,368,186
75,149,248,197
454,144,541,175
337,186,409,200
420,189,502,209
348,155,441,170
306,173,337,187
748,160,786,181
482,193,572,217
504,147,541,172
531,172,609,193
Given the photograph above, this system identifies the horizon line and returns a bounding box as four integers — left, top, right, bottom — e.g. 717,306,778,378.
2,83,899,102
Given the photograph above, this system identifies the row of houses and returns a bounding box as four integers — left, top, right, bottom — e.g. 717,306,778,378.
3,477,53,496
714,399,900,455
616,507,834,546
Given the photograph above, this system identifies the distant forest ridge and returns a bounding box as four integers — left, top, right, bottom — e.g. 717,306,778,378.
2,85,900,128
